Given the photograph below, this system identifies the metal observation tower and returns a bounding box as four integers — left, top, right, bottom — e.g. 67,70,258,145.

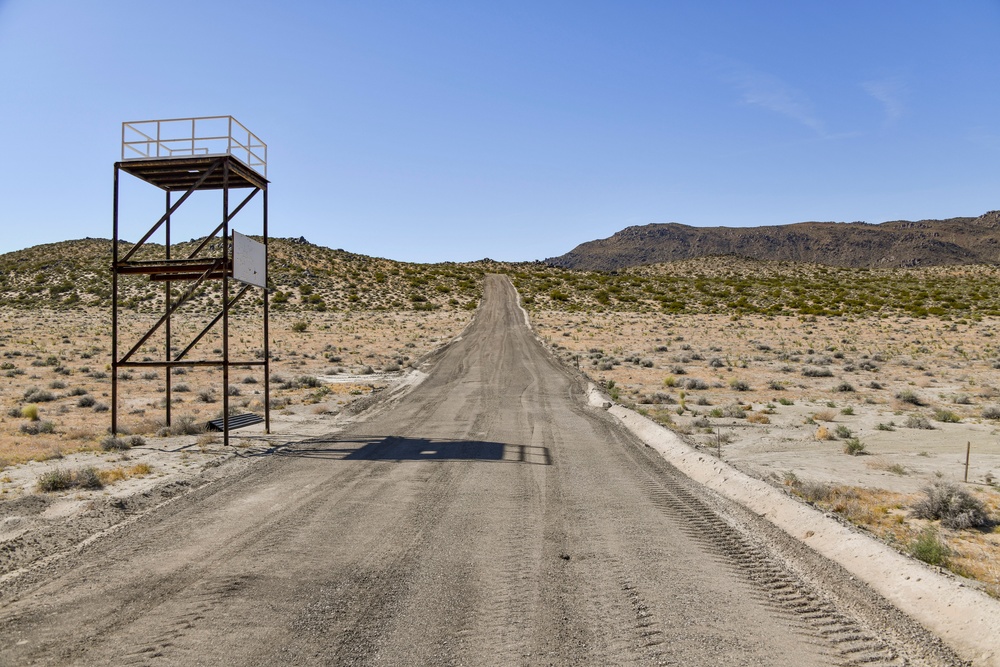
111,116,270,446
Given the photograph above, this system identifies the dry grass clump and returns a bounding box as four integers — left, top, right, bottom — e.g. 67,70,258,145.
814,425,834,441
812,409,836,422
97,462,153,485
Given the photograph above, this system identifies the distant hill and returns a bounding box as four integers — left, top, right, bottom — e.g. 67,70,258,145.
0,237,487,313
545,211,1000,271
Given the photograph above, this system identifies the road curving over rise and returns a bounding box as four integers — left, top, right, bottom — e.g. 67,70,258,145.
0,275,966,666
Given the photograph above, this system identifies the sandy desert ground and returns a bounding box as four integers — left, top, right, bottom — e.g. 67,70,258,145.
532,309,1000,596
2,298,998,599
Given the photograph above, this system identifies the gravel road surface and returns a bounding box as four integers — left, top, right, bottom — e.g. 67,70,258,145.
0,275,963,666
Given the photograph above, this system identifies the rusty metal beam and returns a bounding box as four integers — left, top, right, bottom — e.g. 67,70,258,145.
119,259,223,364
173,284,252,362
118,360,267,368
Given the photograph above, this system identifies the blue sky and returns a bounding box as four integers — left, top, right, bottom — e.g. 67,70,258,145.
1,1,999,263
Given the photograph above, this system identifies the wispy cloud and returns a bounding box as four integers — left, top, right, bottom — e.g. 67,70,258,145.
862,78,905,125
717,59,825,134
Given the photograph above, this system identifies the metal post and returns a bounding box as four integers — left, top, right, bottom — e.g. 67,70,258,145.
111,164,120,436
965,441,971,483
222,160,230,447
165,190,172,426
263,186,270,434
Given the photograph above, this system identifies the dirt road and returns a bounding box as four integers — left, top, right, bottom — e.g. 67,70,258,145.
0,276,961,666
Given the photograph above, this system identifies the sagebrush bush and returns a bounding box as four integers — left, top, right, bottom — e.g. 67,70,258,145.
36,469,75,492
904,415,933,430
896,389,923,406
37,467,103,492
933,408,960,423
911,482,991,529
910,527,949,566
101,436,131,451
982,406,1000,420
22,387,54,403
843,438,866,456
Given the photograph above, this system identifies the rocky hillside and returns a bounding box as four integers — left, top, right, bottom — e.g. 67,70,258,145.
546,211,1000,271
0,237,490,313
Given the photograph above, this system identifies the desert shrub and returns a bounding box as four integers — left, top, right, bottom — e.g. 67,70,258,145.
952,394,972,405
157,415,204,436
869,381,883,390
37,467,103,492
777,397,794,406
721,403,746,419
93,402,109,413
670,365,687,375
840,406,854,415
173,383,190,392
22,387,54,403
683,378,708,390
746,412,770,424
802,366,833,378
799,481,833,503
768,380,785,391
910,527,949,566
6,407,21,417
242,376,258,384
729,379,751,392
127,435,146,447
982,406,1000,420
291,320,309,332
197,390,216,403
709,358,725,368
77,395,96,408
911,482,991,529
49,380,66,390
69,387,88,396
74,467,104,489
36,469,75,492
834,425,852,439
101,436,131,451
227,386,241,396
118,371,133,381
896,389,923,405
21,404,39,421
359,366,375,375
876,422,895,431
904,415,933,430
933,408,960,423
833,381,855,393
141,372,158,381
843,438,866,456
815,425,833,441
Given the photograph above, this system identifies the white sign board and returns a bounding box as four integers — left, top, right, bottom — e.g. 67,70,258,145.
232,231,266,288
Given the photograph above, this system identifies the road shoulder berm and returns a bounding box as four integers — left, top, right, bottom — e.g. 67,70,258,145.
588,384,1000,667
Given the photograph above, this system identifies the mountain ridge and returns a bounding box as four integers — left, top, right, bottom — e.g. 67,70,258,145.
545,211,1000,271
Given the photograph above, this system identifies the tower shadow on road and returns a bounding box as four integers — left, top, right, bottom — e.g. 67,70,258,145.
278,435,552,465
